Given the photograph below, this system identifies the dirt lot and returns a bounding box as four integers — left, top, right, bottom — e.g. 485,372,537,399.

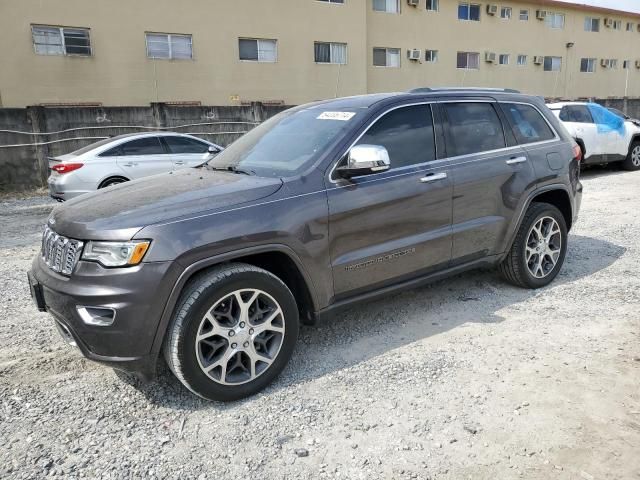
1,169,639,480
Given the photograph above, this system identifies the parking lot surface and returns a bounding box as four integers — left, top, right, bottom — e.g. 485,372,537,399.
1,169,639,479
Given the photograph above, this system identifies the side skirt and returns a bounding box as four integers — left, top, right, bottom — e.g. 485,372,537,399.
315,255,499,324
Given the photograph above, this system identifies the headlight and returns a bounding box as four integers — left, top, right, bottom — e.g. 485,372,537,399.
82,240,150,267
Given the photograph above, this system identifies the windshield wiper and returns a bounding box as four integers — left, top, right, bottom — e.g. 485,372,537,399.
206,165,255,176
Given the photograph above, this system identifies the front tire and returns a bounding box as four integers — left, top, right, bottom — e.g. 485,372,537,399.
622,141,640,171
164,263,299,402
499,202,568,289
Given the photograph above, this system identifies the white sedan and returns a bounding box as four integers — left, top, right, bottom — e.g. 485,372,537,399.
547,101,640,171
48,132,223,200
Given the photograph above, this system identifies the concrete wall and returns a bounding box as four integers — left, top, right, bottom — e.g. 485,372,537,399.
0,103,288,191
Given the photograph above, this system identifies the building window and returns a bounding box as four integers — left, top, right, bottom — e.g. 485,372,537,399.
314,42,347,64
373,0,399,13
458,3,480,21
519,9,529,20
499,54,510,65
613,20,622,30
457,51,480,69
543,56,562,71
239,38,277,62
584,17,600,32
146,33,192,59
605,59,619,69
426,0,439,11
517,54,527,65
623,59,630,69
627,22,634,31
580,58,596,72
317,0,345,3
545,12,565,29
500,7,512,19
425,49,438,62
373,47,400,67
31,25,91,56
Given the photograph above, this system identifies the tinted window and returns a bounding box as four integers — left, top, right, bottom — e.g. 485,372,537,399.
99,145,123,157
356,105,435,169
501,103,555,144
559,105,593,123
444,103,506,156
164,136,210,154
120,137,165,155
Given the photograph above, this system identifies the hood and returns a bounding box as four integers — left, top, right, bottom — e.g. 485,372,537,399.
49,168,283,240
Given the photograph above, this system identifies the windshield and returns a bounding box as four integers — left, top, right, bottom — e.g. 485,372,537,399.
207,106,361,177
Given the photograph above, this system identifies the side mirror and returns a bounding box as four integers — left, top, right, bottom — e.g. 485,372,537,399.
336,144,390,179
208,145,220,154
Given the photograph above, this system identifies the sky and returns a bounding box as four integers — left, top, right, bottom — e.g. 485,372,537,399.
559,0,640,14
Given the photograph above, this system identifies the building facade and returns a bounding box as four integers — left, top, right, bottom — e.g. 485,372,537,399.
1,0,639,107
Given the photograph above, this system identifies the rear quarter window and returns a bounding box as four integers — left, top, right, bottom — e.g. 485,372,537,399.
501,103,555,145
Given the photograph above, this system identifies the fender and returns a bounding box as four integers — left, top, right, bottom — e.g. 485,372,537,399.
498,183,573,263
148,243,320,355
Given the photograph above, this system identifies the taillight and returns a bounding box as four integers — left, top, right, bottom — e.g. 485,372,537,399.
572,144,582,163
51,163,83,174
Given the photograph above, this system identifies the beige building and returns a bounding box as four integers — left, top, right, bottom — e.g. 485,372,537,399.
1,0,639,107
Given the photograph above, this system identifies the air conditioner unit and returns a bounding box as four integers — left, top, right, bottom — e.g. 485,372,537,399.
485,51,497,63
536,10,547,20
533,55,544,65
601,58,609,68
407,49,421,61
486,4,498,15
635,60,640,69
407,0,420,6
604,18,613,27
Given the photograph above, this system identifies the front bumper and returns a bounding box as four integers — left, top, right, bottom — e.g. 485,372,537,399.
29,255,181,380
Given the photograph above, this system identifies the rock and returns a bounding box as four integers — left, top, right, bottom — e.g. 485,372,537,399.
294,448,309,458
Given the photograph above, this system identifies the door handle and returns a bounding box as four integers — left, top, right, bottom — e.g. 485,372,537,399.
420,172,447,183
174,161,185,166
506,156,527,165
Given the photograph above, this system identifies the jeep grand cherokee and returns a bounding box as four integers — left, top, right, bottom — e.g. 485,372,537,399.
28,89,582,401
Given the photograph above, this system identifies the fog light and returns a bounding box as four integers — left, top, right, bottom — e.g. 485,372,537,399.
76,306,116,326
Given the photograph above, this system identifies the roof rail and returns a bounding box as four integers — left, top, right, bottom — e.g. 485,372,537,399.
409,87,521,94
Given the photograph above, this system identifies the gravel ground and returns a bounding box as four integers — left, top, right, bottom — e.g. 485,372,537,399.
1,168,639,480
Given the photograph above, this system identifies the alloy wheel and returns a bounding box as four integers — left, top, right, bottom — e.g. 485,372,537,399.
525,216,562,279
195,289,285,385
632,146,640,167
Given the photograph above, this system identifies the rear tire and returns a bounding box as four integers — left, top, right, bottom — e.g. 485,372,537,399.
622,141,640,171
499,202,568,289
164,263,299,402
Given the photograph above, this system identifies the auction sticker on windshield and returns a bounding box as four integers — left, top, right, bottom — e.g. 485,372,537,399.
317,112,356,121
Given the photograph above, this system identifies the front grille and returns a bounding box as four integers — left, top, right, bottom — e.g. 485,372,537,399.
41,225,84,275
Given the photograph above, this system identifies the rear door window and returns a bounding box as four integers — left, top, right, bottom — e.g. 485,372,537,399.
120,137,165,155
500,103,555,145
559,105,593,123
164,136,210,154
443,102,506,156
356,104,436,169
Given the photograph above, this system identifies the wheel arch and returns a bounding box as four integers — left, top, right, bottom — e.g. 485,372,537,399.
500,185,574,262
98,175,130,189
150,245,319,356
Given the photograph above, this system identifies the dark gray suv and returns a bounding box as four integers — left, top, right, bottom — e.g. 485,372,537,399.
28,89,583,401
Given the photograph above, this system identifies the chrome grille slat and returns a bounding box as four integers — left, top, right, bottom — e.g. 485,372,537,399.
41,226,84,276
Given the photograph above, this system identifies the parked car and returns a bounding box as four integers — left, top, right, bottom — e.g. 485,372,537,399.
47,132,223,200
547,101,640,170
29,89,582,401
